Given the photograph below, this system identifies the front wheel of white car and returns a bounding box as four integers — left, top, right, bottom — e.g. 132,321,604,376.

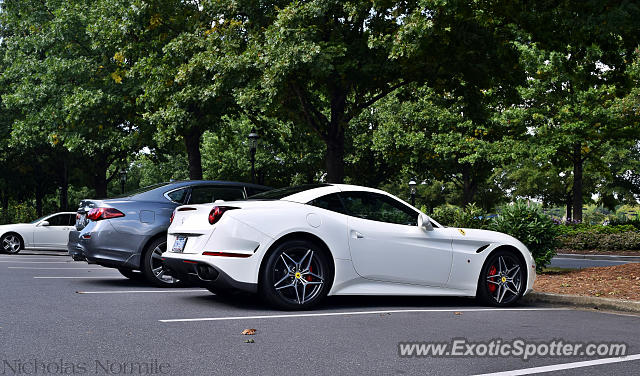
259,239,333,310
1,233,23,254
477,250,526,307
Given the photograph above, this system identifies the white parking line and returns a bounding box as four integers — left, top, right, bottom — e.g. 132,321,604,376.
472,353,640,375
0,261,73,263
34,276,121,279
9,267,107,269
159,307,567,323
77,290,207,294
0,255,71,260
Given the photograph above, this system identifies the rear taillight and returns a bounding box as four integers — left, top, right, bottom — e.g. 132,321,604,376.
86,207,125,221
208,206,237,225
170,210,175,224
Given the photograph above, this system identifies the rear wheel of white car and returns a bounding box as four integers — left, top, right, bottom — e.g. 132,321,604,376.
1,233,23,254
141,238,183,287
477,250,526,307
260,239,332,310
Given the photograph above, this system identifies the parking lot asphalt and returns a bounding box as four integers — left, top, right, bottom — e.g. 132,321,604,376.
1,251,639,376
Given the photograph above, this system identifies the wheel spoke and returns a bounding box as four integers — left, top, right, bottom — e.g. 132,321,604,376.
496,284,506,303
504,284,518,296
498,256,507,274
508,265,521,279
487,279,500,286
301,283,307,304
306,272,323,281
274,273,290,288
300,250,313,272
152,266,163,274
156,270,165,279
275,281,295,291
294,281,301,304
280,254,294,273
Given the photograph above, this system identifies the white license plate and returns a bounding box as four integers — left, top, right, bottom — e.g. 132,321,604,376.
172,236,187,253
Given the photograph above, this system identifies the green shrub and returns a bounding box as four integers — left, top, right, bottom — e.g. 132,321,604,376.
490,201,559,272
608,217,640,231
558,232,640,251
432,204,460,227
10,202,38,224
432,203,490,229
555,224,637,236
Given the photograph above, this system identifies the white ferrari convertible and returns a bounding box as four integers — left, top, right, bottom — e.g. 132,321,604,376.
162,184,535,309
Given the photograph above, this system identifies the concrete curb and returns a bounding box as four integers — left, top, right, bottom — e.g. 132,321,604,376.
523,291,640,314
555,253,640,262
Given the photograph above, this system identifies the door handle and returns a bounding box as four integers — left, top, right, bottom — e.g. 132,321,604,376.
351,231,364,239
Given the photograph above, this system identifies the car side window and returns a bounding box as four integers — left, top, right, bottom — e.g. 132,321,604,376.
308,193,348,215
66,214,76,226
166,188,188,204
188,186,246,204
341,192,417,226
46,214,67,226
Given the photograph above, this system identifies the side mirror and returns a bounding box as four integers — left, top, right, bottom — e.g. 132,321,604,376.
417,213,434,231
40,221,50,227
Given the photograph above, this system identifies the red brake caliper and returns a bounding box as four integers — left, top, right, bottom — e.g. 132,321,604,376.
307,266,313,282
487,265,497,293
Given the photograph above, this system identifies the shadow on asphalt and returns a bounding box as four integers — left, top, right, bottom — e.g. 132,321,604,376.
6,251,70,257
181,293,488,311
80,278,154,288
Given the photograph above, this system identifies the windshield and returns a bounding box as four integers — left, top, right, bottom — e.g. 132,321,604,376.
111,182,172,198
30,215,49,224
248,184,329,200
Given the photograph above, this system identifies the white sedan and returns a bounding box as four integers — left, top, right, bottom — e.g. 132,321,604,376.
0,212,76,254
162,184,535,309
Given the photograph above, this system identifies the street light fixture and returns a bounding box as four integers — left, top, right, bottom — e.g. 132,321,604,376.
409,179,417,207
248,128,259,184
119,169,127,194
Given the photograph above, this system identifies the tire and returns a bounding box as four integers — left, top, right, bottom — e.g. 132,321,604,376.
477,250,526,307
141,237,184,287
1,233,23,254
259,239,333,310
118,268,144,281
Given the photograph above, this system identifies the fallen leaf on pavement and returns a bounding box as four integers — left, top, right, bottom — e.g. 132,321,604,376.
242,329,257,335
454,312,463,315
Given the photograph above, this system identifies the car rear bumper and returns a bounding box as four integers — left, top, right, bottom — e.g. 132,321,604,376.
67,231,86,261
77,221,144,269
162,256,257,294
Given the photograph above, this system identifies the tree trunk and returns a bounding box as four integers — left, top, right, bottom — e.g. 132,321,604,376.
59,159,69,211
94,158,108,199
572,143,583,222
565,194,573,222
35,183,43,217
184,129,203,180
325,135,345,183
462,164,477,205
1,190,8,223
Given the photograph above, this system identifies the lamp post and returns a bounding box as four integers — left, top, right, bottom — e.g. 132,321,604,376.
119,169,127,194
409,179,417,207
248,128,259,184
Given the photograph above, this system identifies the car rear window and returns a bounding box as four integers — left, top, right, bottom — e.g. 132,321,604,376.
188,186,246,204
249,184,329,200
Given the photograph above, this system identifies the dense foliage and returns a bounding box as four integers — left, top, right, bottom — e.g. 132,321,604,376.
0,0,639,230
